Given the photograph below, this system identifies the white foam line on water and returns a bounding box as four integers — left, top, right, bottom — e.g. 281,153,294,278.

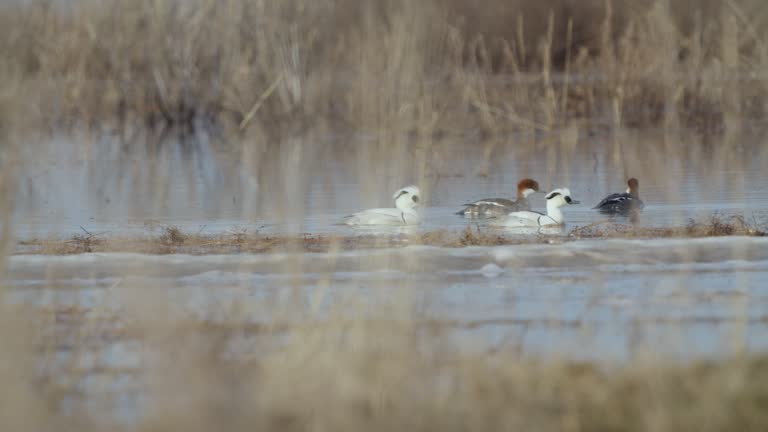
597,259,768,274
10,276,124,288
9,251,294,267
172,269,407,286
8,245,490,268
6,269,410,290
12,236,764,260
8,237,768,280
492,236,768,261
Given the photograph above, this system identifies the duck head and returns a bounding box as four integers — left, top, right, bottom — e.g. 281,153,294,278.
626,178,640,198
545,187,579,208
516,178,540,199
393,185,421,211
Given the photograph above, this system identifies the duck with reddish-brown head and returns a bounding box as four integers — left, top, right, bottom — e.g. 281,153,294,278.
593,178,644,215
457,178,540,218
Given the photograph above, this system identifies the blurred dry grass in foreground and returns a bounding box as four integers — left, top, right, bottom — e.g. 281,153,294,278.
1,0,767,138
3,303,768,431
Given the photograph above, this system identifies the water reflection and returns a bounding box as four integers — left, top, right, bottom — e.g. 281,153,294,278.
14,129,768,238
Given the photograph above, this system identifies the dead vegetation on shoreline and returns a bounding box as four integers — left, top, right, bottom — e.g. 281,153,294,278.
15,216,766,255
16,225,528,255
569,214,767,239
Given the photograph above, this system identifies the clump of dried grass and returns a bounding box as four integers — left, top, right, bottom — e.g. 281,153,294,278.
43,227,107,254
457,225,507,246
685,214,765,237
158,225,187,247
570,214,766,239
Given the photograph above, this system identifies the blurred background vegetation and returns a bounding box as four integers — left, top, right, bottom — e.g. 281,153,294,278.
1,0,766,139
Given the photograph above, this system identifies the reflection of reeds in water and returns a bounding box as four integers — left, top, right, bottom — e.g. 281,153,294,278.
2,0,768,429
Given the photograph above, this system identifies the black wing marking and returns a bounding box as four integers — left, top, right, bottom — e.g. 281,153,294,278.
593,193,630,209
534,214,558,225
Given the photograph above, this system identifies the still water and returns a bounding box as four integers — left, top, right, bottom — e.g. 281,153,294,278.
14,130,768,237
8,237,768,360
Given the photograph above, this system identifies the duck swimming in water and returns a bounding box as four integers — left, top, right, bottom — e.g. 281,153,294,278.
343,185,421,226
593,178,644,215
493,188,579,227
457,178,540,218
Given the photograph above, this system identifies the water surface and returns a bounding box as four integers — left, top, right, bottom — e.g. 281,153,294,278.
14,131,768,237
8,130,768,423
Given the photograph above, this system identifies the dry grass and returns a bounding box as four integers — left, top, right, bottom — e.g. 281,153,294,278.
157,354,768,431
6,303,768,431
1,0,767,136
570,214,767,239
14,216,766,255
16,226,527,255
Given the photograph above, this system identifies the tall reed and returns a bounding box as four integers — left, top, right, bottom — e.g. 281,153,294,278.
0,0,766,137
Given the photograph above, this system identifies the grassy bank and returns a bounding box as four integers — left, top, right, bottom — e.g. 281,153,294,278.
1,0,767,137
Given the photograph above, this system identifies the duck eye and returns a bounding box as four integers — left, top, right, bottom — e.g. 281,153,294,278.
565,196,572,203
412,195,420,203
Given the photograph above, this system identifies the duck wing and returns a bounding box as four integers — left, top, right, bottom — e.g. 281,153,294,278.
344,208,409,225
495,210,549,227
457,198,524,216
593,193,630,209
462,198,516,207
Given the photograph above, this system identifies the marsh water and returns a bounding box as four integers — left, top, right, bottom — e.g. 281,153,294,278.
14,130,768,236
6,130,768,421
